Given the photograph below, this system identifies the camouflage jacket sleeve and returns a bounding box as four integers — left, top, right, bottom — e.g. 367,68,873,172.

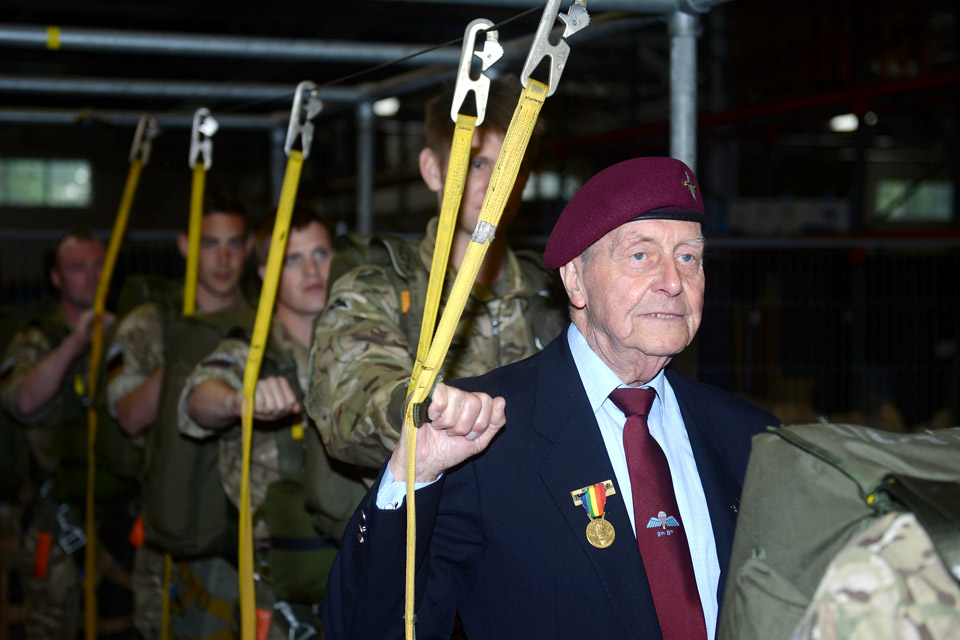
105,302,164,418
306,263,412,469
177,338,247,440
0,326,54,424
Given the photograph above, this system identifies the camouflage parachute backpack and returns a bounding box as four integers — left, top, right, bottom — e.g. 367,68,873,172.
718,422,960,640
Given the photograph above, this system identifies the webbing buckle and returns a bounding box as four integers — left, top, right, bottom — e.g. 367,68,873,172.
284,80,323,159
128,115,160,165
273,601,317,640
189,107,219,169
521,0,590,97
56,504,86,555
450,18,504,126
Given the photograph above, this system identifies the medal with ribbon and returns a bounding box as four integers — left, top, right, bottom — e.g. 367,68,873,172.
576,481,615,549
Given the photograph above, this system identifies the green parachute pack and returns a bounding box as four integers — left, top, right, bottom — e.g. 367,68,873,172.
142,302,344,605
718,422,960,640
142,304,257,557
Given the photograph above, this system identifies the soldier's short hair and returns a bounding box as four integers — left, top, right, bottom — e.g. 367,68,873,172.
203,192,247,225
52,230,101,268
424,74,540,161
254,207,335,265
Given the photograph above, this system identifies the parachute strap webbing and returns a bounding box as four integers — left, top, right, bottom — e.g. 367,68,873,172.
403,79,548,640
238,149,304,640
183,163,206,316
85,156,144,640
410,113,477,384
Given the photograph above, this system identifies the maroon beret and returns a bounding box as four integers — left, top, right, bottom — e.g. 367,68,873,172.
543,157,704,269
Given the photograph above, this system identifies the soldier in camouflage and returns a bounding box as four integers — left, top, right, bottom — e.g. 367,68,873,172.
306,75,567,469
106,199,250,640
181,209,366,638
793,510,960,640
0,232,111,640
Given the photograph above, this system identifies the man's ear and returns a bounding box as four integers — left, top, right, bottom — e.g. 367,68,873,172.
50,268,62,292
559,260,587,310
257,263,266,281
418,147,444,193
176,232,190,259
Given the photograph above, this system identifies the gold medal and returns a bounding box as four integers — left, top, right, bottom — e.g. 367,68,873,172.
585,517,615,549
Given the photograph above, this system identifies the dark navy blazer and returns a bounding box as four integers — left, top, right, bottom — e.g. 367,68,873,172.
323,330,779,639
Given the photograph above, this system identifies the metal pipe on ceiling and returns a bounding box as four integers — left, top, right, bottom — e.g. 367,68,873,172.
0,75,361,104
0,14,663,106
0,24,461,66
361,14,664,100
387,0,729,12
0,107,278,128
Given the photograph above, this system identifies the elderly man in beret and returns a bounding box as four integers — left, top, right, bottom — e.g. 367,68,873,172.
322,158,779,640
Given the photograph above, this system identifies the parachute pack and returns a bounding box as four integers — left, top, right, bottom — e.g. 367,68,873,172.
718,422,960,639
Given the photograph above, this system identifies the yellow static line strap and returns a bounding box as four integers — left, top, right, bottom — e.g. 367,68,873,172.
403,79,548,640
183,163,206,316
238,149,304,640
46,26,61,50
409,112,476,387
85,156,144,640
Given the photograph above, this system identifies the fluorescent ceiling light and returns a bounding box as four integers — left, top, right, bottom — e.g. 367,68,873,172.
373,97,400,117
829,113,858,132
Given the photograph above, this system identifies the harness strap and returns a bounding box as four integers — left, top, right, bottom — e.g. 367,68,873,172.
174,560,237,627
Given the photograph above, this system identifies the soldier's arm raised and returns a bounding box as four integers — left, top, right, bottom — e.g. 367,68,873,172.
16,309,114,416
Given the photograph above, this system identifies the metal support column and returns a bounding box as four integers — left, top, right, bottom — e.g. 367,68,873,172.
356,100,375,234
669,10,698,171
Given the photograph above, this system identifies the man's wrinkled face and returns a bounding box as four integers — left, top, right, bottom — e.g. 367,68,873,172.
195,212,248,299
51,237,105,310
566,219,705,363
273,221,335,317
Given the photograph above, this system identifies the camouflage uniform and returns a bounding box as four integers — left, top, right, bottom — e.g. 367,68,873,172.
180,317,349,639
306,217,567,468
793,510,960,640
1,311,87,640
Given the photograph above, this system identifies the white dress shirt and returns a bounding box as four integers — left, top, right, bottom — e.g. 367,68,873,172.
567,324,719,639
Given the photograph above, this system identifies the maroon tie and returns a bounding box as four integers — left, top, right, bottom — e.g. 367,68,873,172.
609,387,707,640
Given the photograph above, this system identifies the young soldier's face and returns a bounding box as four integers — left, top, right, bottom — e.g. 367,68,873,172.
195,212,248,299
50,237,105,310
275,221,334,318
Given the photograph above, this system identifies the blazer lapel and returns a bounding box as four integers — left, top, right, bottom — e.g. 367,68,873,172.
533,338,659,640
